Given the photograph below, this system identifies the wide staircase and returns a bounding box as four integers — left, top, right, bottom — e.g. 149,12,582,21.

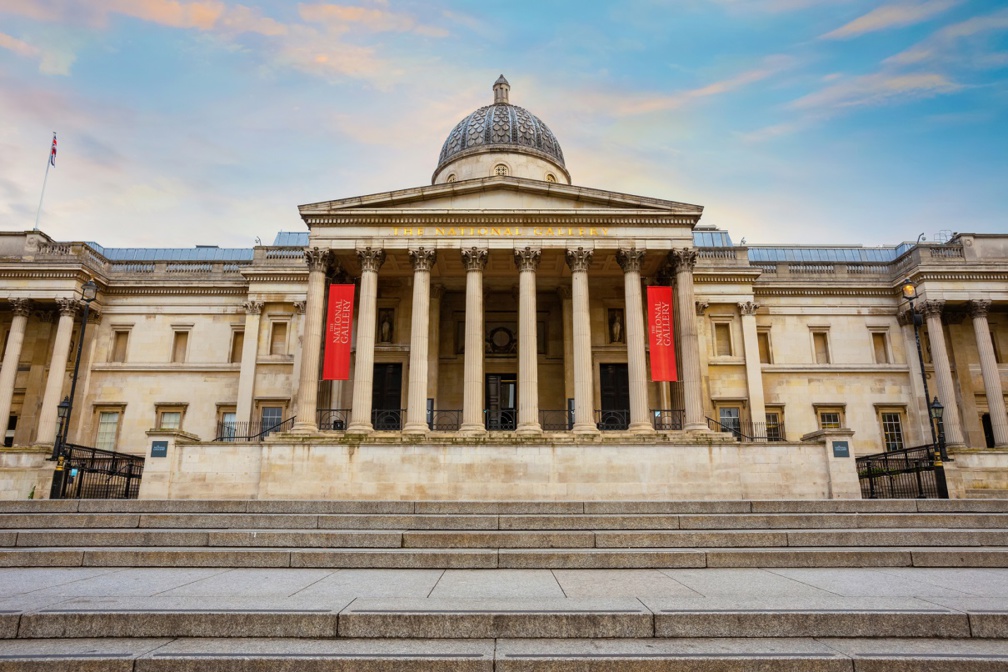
1,498,1007,669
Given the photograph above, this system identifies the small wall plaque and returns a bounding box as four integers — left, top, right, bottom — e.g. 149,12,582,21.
151,441,168,458
832,441,850,458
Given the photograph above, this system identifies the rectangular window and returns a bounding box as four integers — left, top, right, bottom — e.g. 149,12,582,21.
813,331,830,364
159,412,181,430
260,405,283,437
171,331,189,363
4,415,16,448
95,411,120,451
765,411,782,442
757,330,772,364
714,322,732,357
881,411,905,451
819,411,842,430
111,330,129,363
872,332,890,364
230,331,244,364
270,322,287,356
718,406,741,438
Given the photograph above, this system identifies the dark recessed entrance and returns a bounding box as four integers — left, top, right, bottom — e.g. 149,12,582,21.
485,373,517,430
372,363,403,430
599,363,630,430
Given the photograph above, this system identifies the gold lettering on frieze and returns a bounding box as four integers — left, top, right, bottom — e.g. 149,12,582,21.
390,226,610,238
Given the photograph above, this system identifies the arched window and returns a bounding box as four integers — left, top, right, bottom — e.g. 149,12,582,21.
446,174,457,183
493,164,509,177
545,173,556,183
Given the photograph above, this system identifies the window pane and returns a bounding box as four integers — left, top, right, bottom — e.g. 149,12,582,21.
881,412,904,451
96,412,119,450
160,412,181,430
766,412,782,441
820,412,841,430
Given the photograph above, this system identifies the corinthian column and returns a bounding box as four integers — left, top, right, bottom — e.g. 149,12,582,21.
292,248,331,433
566,247,597,434
404,247,436,433
515,247,542,434
970,299,1008,446
672,249,706,431
36,298,77,445
0,299,31,437
460,247,488,433
920,300,965,447
236,301,263,424
738,300,766,439
617,248,652,433
347,247,385,433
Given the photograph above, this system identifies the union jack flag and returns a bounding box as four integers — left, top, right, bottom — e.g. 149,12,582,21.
50,133,57,167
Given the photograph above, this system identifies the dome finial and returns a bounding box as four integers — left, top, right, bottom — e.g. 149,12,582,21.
493,74,510,104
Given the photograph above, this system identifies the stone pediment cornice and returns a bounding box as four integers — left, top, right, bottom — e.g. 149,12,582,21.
303,210,700,228
694,270,761,285
754,287,894,298
101,286,248,296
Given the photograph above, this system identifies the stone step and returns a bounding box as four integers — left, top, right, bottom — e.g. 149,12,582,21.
2,545,1007,568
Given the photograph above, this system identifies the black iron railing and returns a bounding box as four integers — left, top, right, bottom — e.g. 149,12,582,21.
857,444,946,499
372,409,404,431
59,443,144,499
652,409,684,431
595,409,630,431
705,417,786,442
317,408,351,431
485,409,516,431
215,416,295,441
428,409,462,431
540,409,574,431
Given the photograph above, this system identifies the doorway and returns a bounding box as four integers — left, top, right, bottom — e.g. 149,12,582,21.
372,363,403,430
485,373,517,430
599,363,630,430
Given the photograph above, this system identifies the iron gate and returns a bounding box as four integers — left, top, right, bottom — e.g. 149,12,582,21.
57,443,145,499
856,444,948,499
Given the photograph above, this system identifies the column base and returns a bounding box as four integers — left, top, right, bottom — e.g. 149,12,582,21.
516,424,542,436
290,421,318,434
345,422,374,434
402,423,429,435
628,422,655,434
572,423,600,435
684,422,709,432
459,423,487,435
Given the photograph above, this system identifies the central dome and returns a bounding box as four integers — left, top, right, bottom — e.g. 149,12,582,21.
433,75,570,184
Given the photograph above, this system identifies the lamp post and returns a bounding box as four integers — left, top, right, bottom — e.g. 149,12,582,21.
48,396,71,498
930,397,948,462
901,278,939,450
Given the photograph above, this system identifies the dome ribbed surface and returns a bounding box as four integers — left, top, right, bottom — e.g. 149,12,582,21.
436,102,566,173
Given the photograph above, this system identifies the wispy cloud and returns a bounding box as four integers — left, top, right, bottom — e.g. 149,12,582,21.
886,8,1008,65
790,71,960,110
298,3,448,37
0,31,39,58
821,0,960,40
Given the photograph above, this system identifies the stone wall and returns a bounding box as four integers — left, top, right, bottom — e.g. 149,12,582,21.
0,448,53,500
945,449,1008,497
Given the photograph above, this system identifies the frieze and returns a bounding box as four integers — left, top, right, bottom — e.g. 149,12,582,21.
391,226,612,238
305,214,700,227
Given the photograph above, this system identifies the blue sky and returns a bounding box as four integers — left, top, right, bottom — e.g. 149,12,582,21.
1,0,1006,248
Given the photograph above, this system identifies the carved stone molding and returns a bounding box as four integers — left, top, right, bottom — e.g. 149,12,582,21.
461,247,488,272
430,284,446,301
292,301,306,315
56,297,78,317
968,299,992,319
616,248,645,274
737,301,759,316
695,300,709,316
357,247,386,274
670,248,697,273
9,298,31,317
919,299,945,318
565,247,593,273
243,301,264,315
514,246,541,272
409,247,437,272
304,247,332,273
556,286,572,301
897,309,915,327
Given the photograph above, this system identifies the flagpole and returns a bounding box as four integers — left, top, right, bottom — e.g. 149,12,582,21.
34,132,56,231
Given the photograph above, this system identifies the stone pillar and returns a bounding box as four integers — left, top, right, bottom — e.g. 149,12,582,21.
235,301,263,424
738,300,766,438
920,300,965,447
969,299,1008,447
427,285,444,418
617,248,652,433
558,287,574,406
567,247,598,434
460,247,488,433
404,248,436,434
36,298,77,445
672,248,706,431
514,247,542,434
347,247,385,433
0,299,31,435
292,249,331,433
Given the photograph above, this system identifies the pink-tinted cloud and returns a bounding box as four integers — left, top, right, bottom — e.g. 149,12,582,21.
790,71,960,110
0,31,39,58
298,3,448,37
886,8,1008,65
822,1,960,40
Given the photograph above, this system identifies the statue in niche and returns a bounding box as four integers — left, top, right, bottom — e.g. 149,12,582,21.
609,309,624,344
378,309,394,343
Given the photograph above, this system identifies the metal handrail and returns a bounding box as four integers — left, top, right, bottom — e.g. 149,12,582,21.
428,409,462,431
317,408,351,431
215,416,296,441
651,409,684,431
595,409,629,431
540,409,574,431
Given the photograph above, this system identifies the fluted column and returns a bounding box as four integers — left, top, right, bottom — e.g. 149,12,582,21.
404,248,436,433
672,249,706,431
347,247,385,433
235,301,263,424
558,287,574,405
36,298,77,445
427,285,444,417
920,300,965,446
0,299,31,437
567,247,597,434
460,247,488,433
292,249,331,433
970,299,1008,446
738,300,766,438
515,247,542,434
617,248,652,433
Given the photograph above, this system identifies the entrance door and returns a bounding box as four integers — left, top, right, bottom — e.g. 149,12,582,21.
372,363,403,430
599,364,630,430
485,373,517,430
983,413,995,448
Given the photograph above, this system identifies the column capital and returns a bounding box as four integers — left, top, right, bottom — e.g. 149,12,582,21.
616,248,645,274
56,297,78,317
514,246,541,272
243,300,264,315
670,248,697,273
357,247,386,273
409,247,437,272
565,247,593,273
461,247,488,272
304,247,332,272
431,284,445,301
738,300,759,316
556,286,572,301
292,301,306,315
695,300,709,316
968,299,992,319
920,299,945,318
9,298,32,317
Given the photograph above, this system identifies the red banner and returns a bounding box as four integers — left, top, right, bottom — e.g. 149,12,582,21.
323,284,355,380
647,286,678,381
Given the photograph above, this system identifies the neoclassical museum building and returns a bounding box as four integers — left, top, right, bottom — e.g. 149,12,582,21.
2,76,1007,500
